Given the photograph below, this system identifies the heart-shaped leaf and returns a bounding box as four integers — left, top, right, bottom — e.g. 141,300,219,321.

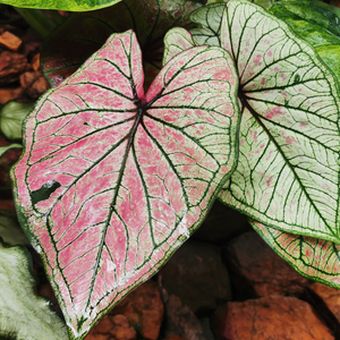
0,0,122,11
13,30,239,338
189,1,340,243
251,221,340,288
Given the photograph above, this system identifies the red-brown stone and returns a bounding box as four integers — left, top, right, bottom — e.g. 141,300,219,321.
214,296,334,340
225,231,309,297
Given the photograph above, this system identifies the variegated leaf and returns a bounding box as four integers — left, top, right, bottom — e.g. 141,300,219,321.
252,221,340,288
189,0,340,243
13,31,239,338
0,243,67,340
163,27,196,65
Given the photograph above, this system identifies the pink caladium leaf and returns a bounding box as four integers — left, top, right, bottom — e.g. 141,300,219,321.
252,221,340,288
13,30,239,338
188,0,340,243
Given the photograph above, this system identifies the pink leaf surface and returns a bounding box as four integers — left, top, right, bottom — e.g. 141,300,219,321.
13,30,239,338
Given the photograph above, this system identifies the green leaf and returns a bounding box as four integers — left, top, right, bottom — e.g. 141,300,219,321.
0,144,22,157
269,1,340,82
0,101,34,141
188,1,340,242
0,0,122,12
270,0,340,38
251,221,340,288
269,1,340,46
0,243,68,339
316,45,340,80
0,214,29,246
15,8,67,38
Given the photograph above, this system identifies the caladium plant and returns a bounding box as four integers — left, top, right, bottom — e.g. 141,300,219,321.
13,30,239,337
4,0,340,338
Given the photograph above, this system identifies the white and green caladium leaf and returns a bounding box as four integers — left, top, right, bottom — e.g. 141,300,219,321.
163,28,196,66
0,101,34,141
0,243,68,339
251,221,340,288
0,0,122,11
13,30,239,338
163,21,340,287
188,1,340,243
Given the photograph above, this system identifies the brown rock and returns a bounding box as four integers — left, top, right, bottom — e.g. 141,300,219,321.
310,283,340,323
31,53,41,71
110,315,136,340
19,71,49,98
19,70,37,87
0,87,23,104
114,281,164,340
225,231,309,297
163,295,205,340
0,31,22,51
96,317,113,334
160,241,232,313
214,296,334,340
0,51,28,83
85,314,136,340
85,334,108,340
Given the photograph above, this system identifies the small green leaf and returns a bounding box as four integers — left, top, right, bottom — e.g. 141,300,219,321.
270,0,340,38
189,1,340,243
0,0,122,12
0,243,68,339
252,221,340,288
269,2,340,83
0,144,22,158
0,101,34,141
0,214,29,246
